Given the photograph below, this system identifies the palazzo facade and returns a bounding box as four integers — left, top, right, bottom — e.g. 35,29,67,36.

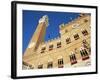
23,13,91,69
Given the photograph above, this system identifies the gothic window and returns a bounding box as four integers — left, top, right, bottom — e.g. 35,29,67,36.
23,62,29,68
84,19,88,23
65,29,68,33
82,39,91,53
49,45,53,51
80,49,89,60
74,34,80,40
30,67,34,69
47,62,53,68
82,29,88,36
58,58,64,68
38,64,43,69
82,39,89,49
41,47,46,53
82,39,87,44
23,62,28,66
66,38,71,44
57,42,61,48
29,65,34,69
69,54,77,65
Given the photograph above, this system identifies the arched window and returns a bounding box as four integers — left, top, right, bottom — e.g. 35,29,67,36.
47,62,53,68
29,65,34,69
69,54,77,65
38,64,43,69
80,48,89,60
65,29,68,33
74,34,80,40
57,42,61,48
41,47,46,53
66,38,71,44
58,58,64,68
84,19,88,23
49,45,53,51
82,29,88,36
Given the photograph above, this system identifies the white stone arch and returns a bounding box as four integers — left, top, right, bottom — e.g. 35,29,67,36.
80,47,84,50
57,56,63,59
38,62,42,65
68,51,74,56
47,58,53,62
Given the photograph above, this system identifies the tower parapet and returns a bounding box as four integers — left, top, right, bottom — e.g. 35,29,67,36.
39,15,49,27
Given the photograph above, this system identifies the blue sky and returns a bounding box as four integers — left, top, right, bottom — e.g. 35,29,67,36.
23,10,80,53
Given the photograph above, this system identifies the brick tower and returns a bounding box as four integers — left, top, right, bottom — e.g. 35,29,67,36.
24,15,49,57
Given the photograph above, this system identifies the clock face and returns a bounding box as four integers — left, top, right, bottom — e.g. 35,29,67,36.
72,24,79,28
28,42,35,48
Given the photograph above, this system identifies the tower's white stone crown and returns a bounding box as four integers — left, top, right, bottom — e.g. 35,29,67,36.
39,15,49,27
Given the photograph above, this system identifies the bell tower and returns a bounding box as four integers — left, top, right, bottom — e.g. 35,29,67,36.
24,15,49,57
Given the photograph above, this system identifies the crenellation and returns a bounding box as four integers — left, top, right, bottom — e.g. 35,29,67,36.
23,14,91,70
